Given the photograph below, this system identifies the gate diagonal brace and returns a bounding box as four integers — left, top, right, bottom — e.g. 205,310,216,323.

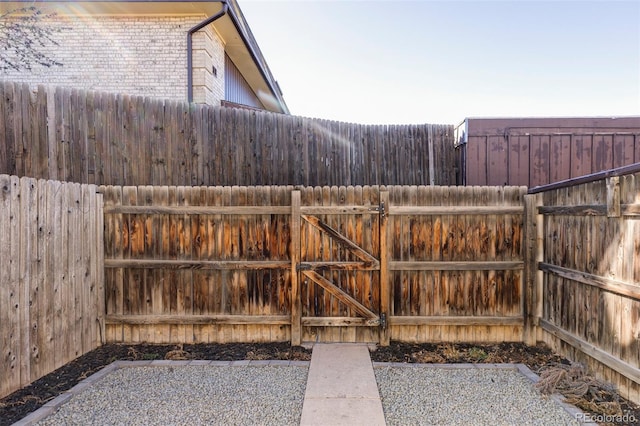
301,214,379,266
302,270,379,321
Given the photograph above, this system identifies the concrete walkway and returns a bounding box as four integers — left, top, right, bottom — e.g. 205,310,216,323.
300,344,386,426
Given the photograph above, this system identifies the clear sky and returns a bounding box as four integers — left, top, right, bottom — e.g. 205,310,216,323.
238,0,640,125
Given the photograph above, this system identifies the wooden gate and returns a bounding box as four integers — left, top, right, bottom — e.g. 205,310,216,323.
100,185,526,347
290,190,390,345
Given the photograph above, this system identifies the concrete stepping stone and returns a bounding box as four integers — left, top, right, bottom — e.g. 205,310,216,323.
300,343,386,426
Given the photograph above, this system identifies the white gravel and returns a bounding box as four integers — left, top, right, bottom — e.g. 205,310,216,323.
30,362,585,426
34,365,308,426
374,366,580,426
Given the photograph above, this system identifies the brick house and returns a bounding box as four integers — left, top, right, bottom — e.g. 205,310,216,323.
0,0,289,113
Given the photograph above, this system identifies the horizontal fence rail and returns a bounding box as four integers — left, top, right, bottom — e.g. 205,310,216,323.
0,81,455,187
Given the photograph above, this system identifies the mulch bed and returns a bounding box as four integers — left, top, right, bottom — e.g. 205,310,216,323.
1,342,638,426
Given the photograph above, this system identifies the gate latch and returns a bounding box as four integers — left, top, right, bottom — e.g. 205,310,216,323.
379,313,387,329
369,202,386,218
297,263,312,272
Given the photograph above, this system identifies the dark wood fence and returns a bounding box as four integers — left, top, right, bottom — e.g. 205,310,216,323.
101,185,294,344
456,117,640,187
528,165,640,404
0,81,455,187
387,186,527,344
0,175,104,399
101,184,527,346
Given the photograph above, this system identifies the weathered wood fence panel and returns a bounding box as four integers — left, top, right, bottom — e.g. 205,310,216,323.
0,175,104,399
297,186,383,344
0,81,456,187
385,185,527,343
101,185,295,343
530,166,640,404
102,185,527,345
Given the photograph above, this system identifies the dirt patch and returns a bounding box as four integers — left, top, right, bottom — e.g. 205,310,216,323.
1,341,637,426
371,342,569,369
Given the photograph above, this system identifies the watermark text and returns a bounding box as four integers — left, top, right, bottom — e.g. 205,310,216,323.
576,412,637,424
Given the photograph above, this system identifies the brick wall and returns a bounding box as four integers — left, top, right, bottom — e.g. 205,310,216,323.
1,14,225,105
192,25,225,105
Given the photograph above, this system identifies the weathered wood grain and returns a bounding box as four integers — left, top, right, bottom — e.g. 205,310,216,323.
0,181,556,362
290,191,302,345
537,170,640,405
390,316,523,326
0,175,17,398
105,314,290,325
0,82,455,187
0,175,103,399
302,270,377,320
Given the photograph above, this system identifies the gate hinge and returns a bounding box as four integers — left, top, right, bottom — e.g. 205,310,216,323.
379,313,387,329
370,202,386,218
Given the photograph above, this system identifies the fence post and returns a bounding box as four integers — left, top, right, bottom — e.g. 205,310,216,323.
607,176,621,217
524,192,543,345
290,191,302,346
379,191,390,346
96,188,106,345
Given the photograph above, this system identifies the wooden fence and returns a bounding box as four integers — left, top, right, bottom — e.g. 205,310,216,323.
0,175,104,399
0,81,456,187
387,186,527,344
5,171,640,406
101,184,527,346
528,164,640,404
457,117,640,187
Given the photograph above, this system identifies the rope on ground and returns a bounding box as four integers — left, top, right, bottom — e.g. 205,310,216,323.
535,362,622,416
165,344,190,360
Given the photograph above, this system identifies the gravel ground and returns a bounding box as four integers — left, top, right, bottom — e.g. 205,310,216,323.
34,365,309,426
375,366,579,426
5,342,636,425
26,362,587,426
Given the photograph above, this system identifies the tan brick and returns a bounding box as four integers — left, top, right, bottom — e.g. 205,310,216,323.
3,15,224,105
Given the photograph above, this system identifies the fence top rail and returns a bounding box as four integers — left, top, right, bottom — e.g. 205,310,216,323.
389,205,524,215
528,162,640,194
103,205,291,215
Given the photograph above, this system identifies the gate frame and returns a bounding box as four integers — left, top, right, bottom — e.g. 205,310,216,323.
289,190,390,346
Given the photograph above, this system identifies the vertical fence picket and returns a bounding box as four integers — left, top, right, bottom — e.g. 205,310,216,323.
0,175,17,398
